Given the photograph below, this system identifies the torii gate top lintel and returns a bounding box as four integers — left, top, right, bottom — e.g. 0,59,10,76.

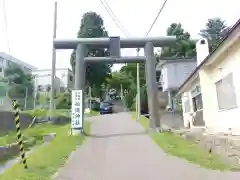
53,36,177,49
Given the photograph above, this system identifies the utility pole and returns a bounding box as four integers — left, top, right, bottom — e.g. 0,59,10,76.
136,48,141,121
50,1,58,118
24,87,28,109
120,84,123,100
89,86,92,110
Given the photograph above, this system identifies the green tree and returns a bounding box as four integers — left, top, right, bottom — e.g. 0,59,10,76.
199,18,230,52
70,12,112,92
106,71,131,91
120,63,146,86
160,23,196,58
3,66,33,98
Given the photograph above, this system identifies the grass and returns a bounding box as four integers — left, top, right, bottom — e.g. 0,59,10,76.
132,112,232,171
0,122,91,180
0,109,99,146
0,124,60,146
22,109,71,118
89,110,99,116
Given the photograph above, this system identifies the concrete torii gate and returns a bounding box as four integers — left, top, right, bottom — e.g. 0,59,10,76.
53,36,176,133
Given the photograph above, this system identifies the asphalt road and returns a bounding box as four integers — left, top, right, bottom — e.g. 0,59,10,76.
54,113,240,180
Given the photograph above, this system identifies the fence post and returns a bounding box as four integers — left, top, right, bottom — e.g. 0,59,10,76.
12,100,28,169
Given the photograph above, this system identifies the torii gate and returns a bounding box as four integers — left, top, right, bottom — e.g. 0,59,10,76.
53,36,176,134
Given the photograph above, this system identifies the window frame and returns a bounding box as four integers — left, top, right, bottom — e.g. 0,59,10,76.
215,72,237,110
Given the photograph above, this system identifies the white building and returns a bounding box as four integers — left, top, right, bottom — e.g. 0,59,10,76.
0,52,37,77
156,58,196,111
33,68,73,92
34,74,61,93
177,19,240,135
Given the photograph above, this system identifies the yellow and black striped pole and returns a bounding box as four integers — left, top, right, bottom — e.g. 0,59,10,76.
12,100,28,169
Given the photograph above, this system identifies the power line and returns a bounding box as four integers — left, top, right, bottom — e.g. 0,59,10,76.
99,0,131,37
2,0,11,53
145,0,168,36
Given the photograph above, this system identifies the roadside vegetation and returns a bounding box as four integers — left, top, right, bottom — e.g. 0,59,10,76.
132,113,233,171
0,122,90,180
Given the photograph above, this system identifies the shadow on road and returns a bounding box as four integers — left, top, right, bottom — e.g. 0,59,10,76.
83,131,148,138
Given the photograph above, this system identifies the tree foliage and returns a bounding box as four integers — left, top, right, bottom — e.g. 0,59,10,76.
199,18,230,52
70,12,112,90
106,71,131,91
55,92,71,109
2,66,33,98
160,23,196,58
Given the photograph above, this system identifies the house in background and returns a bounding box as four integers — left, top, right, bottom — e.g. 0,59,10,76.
0,53,37,110
177,19,240,135
34,74,61,93
0,52,37,77
33,68,73,93
156,58,196,111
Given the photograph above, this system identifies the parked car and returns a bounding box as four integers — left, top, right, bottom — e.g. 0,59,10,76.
100,101,113,114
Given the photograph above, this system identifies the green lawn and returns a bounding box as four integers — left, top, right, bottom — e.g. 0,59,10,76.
0,124,60,146
132,112,232,171
22,109,71,118
89,110,99,116
0,122,90,180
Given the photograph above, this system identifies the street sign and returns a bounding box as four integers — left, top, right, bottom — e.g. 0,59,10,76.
71,90,83,129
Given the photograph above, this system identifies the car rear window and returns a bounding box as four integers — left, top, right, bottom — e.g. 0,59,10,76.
100,102,111,108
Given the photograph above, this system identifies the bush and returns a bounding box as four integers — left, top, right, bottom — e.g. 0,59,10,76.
124,87,137,110
55,92,71,109
24,109,48,117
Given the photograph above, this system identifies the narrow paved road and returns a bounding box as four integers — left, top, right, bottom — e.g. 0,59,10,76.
54,113,240,180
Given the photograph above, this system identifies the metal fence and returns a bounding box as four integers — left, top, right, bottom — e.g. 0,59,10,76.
0,83,35,111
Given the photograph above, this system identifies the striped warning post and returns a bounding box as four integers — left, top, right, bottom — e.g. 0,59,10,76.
12,100,28,169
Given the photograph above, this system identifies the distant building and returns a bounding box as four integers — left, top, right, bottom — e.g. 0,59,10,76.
33,68,73,93
156,58,196,110
34,74,61,93
0,52,37,110
0,52,37,77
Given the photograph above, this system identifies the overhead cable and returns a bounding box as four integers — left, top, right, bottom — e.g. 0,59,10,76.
2,0,11,53
145,0,168,36
99,0,131,37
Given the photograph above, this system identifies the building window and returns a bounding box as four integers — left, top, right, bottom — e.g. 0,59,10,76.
192,94,203,112
215,72,237,110
0,57,4,64
69,75,73,81
0,68,2,72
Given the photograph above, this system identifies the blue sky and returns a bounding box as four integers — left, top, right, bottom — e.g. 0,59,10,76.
0,0,239,71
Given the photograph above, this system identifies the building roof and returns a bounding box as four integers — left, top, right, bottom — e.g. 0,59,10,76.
0,52,37,71
177,18,240,95
34,68,72,72
156,58,196,71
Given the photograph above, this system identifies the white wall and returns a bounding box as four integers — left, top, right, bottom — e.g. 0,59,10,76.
33,68,73,90
160,66,168,91
162,60,197,91
199,42,240,135
34,74,61,93
181,79,200,128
